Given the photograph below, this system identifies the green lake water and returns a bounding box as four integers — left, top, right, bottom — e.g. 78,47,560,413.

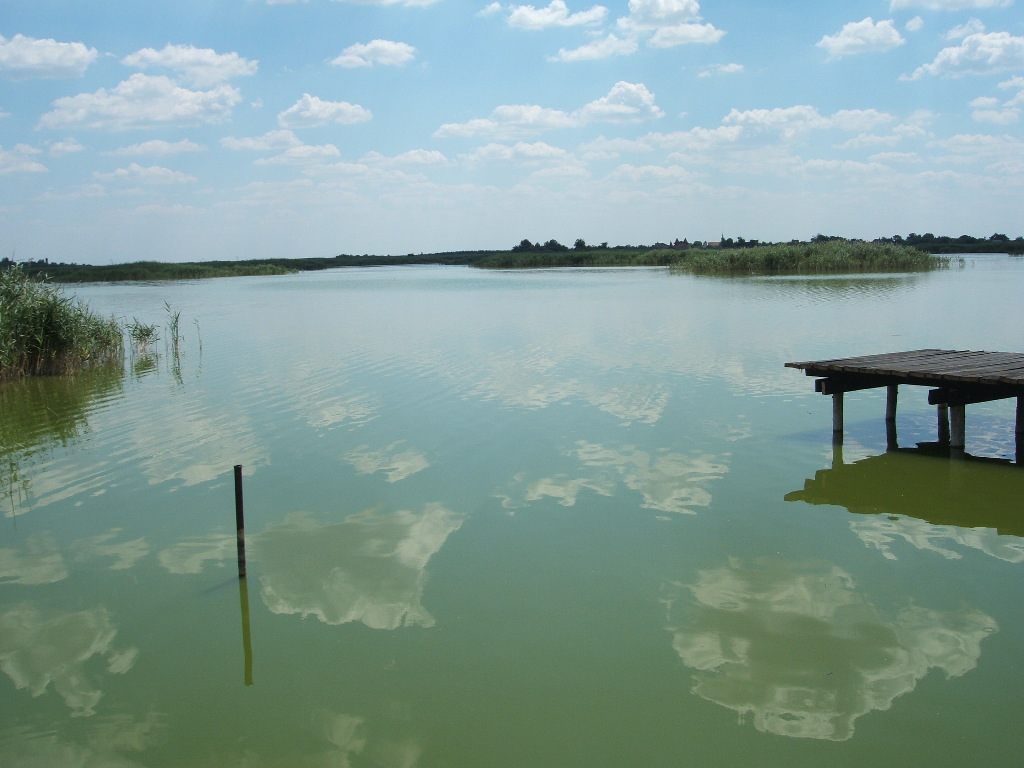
2,258,1023,766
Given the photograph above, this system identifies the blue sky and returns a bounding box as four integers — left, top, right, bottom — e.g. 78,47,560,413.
1,0,1022,263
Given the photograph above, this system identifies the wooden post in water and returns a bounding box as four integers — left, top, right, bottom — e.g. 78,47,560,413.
950,405,966,453
885,384,899,450
885,385,898,422
937,404,950,444
832,392,844,443
1016,397,1023,465
234,464,246,578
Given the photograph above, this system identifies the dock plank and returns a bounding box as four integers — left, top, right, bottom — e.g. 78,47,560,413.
787,350,1024,390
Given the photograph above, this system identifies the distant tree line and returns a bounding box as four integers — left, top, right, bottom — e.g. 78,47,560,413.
3,231,1021,282
886,232,1024,254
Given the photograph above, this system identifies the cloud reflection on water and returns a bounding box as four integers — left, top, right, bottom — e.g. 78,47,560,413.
0,712,165,767
255,503,462,629
0,528,150,585
851,516,1024,563
157,533,236,575
500,440,729,515
343,442,430,482
663,557,997,740
0,604,138,717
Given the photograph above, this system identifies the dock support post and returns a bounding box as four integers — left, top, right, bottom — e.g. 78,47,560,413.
832,392,844,442
950,405,966,456
937,404,950,444
885,385,898,422
1017,397,1023,465
234,464,246,578
885,385,899,450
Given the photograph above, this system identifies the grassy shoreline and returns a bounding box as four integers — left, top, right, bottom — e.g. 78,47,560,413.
0,265,123,380
675,240,945,275
1,238,978,285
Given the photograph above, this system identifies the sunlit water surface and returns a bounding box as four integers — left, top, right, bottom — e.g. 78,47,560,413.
2,257,1023,767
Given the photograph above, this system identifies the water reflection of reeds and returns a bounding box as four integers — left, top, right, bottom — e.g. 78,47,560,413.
0,364,124,515
736,274,927,305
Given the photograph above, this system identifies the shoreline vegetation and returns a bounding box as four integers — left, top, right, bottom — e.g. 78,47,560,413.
0,232,1016,379
679,240,946,275
0,264,122,380
3,232,1020,283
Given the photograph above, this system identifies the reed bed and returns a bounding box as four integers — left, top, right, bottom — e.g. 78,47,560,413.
677,240,944,275
0,265,123,380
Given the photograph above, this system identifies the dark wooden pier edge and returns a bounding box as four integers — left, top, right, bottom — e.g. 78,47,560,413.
786,349,1024,463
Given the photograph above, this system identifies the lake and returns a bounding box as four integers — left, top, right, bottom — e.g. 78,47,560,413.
2,257,1023,767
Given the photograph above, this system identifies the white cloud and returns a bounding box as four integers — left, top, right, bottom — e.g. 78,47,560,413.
723,106,894,138
650,23,725,47
330,40,417,68
946,18,986,39
654,125,743,151
268,0,441,5
38,74,242,130
906,32,1024,78
723,105,829,135
831,109,898,131
507,1,608,29
970,95,1019,123
47,139,84,157
435,104,577,138
111,139,205,156
0,144,47,175
255,144,342,165
578,134,652,159
619,0,702,30
221,130,303,151
818,18,905,59
121,44,257,87
608,163,696,183
998,75,1024,105
93,163,196,184
549,34,638,62
277,94,372,127
363,149,449,165
906,16,925,32
868,151,923,163
577,81,664,122
464,141,574,164
699,63,744,77
435,82,662,138
478,2,503,16
890,0,1011,9
0,34,97,79
617,0,725,46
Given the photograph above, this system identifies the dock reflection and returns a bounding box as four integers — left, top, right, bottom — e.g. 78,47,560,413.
787,444,1024,536
786,445,1024,562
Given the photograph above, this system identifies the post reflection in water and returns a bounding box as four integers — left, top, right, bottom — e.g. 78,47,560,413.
662,558,997,741
238,576,253,687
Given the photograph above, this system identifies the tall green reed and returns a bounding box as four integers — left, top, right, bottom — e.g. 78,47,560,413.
0,264,124,380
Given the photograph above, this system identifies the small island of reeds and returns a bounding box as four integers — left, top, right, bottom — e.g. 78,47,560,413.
0,265,123,380
674,240,944,275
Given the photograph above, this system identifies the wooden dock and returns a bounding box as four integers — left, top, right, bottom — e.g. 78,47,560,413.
786,349,1024,462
